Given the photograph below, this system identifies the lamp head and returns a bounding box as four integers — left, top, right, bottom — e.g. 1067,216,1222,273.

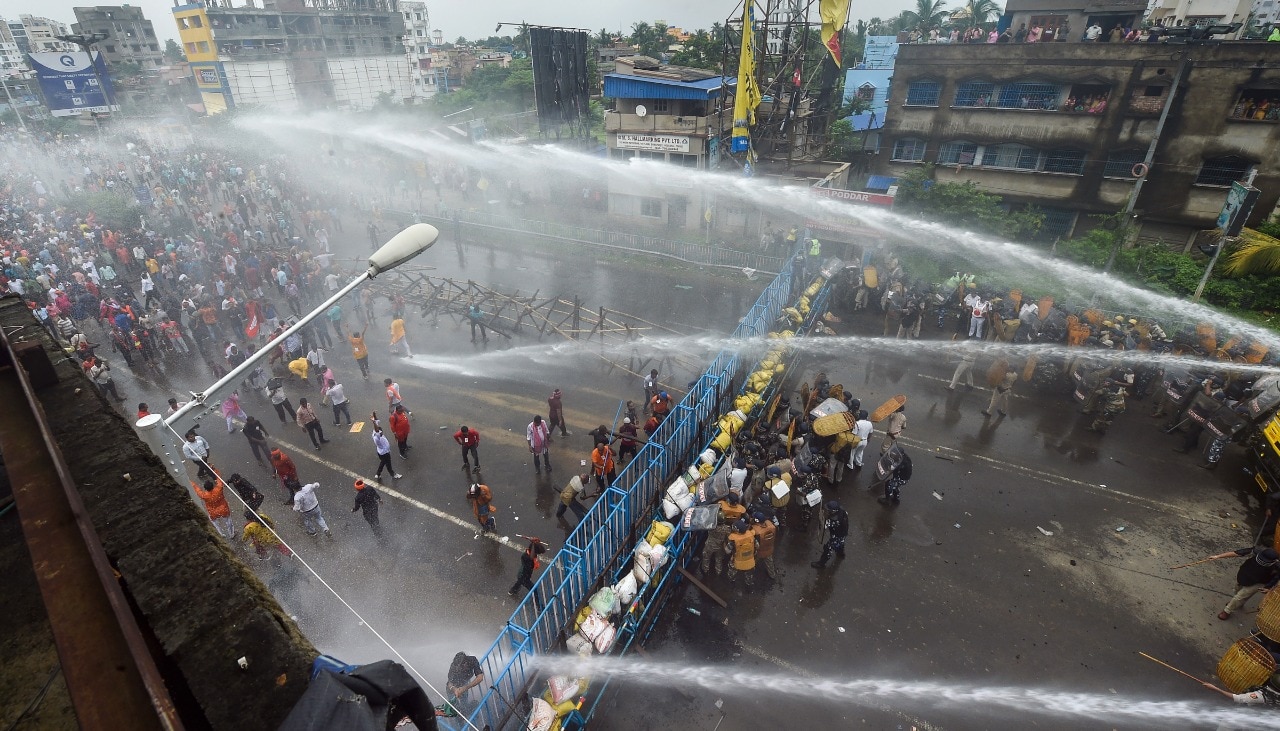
367,223,438,278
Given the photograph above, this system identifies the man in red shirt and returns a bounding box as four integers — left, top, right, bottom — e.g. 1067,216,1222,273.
454,425,480,471
389,404,412,459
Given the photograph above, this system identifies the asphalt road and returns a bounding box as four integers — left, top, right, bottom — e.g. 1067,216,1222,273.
108,224,764,700
594,315,1274,731
108,224,1276,730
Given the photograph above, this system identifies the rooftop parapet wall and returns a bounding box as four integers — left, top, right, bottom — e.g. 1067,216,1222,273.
0,294,317,731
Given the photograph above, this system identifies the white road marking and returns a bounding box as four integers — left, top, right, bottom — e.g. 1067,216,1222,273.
892,436,1202,523
914,372,1028,398
267,430,523,553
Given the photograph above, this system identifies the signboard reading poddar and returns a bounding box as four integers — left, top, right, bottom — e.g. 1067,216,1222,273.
615,134,691,153
29,51,118,117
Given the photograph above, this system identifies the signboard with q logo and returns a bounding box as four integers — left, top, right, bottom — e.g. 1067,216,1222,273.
29,51,119,118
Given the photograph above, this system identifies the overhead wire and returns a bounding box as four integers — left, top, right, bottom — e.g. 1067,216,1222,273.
164,417,483,731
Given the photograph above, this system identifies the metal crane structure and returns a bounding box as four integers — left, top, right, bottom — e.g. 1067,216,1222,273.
720,0,849,168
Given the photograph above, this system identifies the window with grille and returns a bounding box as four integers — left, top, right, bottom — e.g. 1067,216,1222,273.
1103,149,1144,178
954,80,997,108
891,138,926,162
905,80,941,106
640,198,663,217
1195,157,1251,186
1036,207,1077,241
1043,149,1086,174
983,143,1040,171
997,81,1062,111
938,141,979,166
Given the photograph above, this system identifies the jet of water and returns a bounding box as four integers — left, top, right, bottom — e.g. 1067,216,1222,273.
389,329,1278,381
535,655,1280,729
236,110,1280,354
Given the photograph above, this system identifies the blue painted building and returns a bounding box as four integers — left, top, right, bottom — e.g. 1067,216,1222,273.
842,35,899,155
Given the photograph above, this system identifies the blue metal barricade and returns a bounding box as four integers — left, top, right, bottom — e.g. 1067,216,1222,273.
450,250,804,731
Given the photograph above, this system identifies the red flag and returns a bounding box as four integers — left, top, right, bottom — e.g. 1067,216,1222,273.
245,314,259,339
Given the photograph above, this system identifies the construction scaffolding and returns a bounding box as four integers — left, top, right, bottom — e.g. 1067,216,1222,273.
720,0,849,167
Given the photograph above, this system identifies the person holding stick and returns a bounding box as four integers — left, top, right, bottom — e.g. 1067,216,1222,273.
1204,546,1280,620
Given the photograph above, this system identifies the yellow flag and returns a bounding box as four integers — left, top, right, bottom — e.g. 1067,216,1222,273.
731,2,760,154
820,0,851,66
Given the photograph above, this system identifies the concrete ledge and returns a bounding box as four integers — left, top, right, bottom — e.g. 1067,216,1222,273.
0,295,317,730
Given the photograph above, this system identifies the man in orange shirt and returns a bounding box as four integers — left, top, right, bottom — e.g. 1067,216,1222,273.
193,478,234,540
348,324,369,379
591,442,616,492
650,391,673,423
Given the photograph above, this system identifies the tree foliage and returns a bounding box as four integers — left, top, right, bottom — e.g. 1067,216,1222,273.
428,58,535,116
893,164,1043,239
630,21,672,59
827,119,857,160
1223,228,1280,277
905,0,950,32
668,28,721,70
65,190,142,231
164,38,184,63
957,0,1001,27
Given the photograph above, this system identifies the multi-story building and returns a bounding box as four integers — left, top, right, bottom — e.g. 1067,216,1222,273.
427,46,460,91
172,0,411,114
1256,0,1280,27
875,42,1280,246
73,6,165,70
1148,0,1253,27
399,0,435,101
426,45,511,93
842,35,899,155
17,15,78,54
6,20,28,56
0,21,26,74
602,57,729,229
1002,0,1147,39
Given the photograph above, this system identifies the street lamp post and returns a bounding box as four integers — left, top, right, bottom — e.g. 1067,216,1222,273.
136,224,440,482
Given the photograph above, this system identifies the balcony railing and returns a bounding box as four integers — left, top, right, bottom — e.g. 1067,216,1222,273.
605,111,709,136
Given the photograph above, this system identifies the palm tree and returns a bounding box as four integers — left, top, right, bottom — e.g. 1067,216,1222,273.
906,0,950,32
597,28,612,46
962,0,1001,27
1222,228,1280,276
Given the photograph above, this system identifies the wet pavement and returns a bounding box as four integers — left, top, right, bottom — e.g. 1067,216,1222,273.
108,222,1272,729
596,315,1271,730
108,220,762,695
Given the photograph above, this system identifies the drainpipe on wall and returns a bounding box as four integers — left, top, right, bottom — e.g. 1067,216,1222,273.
1103,51,1191,273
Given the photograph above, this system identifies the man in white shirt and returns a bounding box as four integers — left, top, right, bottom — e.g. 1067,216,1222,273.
89,357,125,402
323,378,350,425
292,482,332,537
849,410,874,469
968,297,990,339
1084,23,1102,41
527,415,552,474
182,429,213,478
